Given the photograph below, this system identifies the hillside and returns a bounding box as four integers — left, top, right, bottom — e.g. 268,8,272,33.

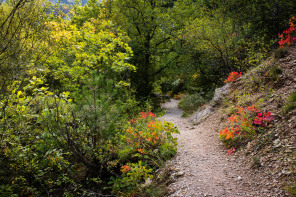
224,46,296,195
162,46,296,196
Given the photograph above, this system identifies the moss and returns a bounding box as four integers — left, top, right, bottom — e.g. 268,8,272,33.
251,156,261,168
283,103,296,114
283,92,296,114
287,183,296,196
287,92,296,103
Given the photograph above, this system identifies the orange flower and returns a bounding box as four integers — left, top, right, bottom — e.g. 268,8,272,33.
147,121,155,128
121,164,131,174
224,72,242,83
219,126,228,137
237,106,244,114
126,126,133,134
137,149,145,154
246,105,259,112
227,114,238,124
140,112,156,118
225,131,234,140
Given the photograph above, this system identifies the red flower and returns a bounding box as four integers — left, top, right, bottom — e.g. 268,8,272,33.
140,112,156,118
224,71,242,83
228,147,236,155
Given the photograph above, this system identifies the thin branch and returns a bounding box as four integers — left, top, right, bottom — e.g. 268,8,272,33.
0,0,27,30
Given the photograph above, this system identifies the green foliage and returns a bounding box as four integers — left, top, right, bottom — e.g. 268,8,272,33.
211,0,296,42
44,18,135,93
273,47,288,59
178,93,208,117
0,3,146,194
3,0,295,195
251,156,261,168
287,183,296,196
110,161,153,196
287,92,296,103
0,0,51,96
107,0,185,98
283,92,296,114
110,112,179,196
219,105,274,151
0,69,178,195
266,65,282,81
0,78,78,195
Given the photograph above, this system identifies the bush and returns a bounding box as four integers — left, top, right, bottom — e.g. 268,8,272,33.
178,93,207,116
273,47,288,59
219,105,274,153
173,93,184,100
0,72,180,196
110,112,179,196
266,65,282,81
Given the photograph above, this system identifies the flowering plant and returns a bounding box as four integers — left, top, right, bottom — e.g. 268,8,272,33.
278,16,296,48
224,72,242,83
219,105,274,154
254,112,274,127
111,112,179,196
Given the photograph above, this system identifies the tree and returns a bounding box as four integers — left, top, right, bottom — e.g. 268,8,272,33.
0,0,49,96
211,0,296,41
110,0,179,97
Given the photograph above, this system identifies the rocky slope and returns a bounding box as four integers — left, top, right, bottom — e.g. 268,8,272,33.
160,46,296,196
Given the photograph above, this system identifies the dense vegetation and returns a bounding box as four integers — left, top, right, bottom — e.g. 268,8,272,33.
0,0,295,196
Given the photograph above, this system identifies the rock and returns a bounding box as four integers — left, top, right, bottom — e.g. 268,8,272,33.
190,105,213,125
175,171,185,177
141,178,152,188
273,139,281,148
190,83,231,125
238,176,242,181
212,83,231,105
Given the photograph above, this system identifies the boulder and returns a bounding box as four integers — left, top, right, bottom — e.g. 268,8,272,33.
190,105,213,125
212,83,231,105
190,83,231,125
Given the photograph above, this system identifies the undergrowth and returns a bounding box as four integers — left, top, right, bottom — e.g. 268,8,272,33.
178,93,209,117
283,92,296,114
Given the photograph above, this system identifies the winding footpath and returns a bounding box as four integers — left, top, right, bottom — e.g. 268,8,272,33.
159,100,274,197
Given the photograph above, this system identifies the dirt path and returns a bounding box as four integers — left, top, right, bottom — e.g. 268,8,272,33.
159,100,272,197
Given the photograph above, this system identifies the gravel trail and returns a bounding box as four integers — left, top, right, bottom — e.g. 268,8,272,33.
159,100,269,197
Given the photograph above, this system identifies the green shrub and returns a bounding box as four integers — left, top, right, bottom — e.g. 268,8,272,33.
109,112,179,196
283,92,296,114
287,92,296,103
178,93,207,116
283,103,296,114
273,47,288,59
219,105,274,153
251,156,261,168
0,75,179,196
267,65,282,81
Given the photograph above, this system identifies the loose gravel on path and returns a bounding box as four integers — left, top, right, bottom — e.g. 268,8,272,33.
159,100,277,197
